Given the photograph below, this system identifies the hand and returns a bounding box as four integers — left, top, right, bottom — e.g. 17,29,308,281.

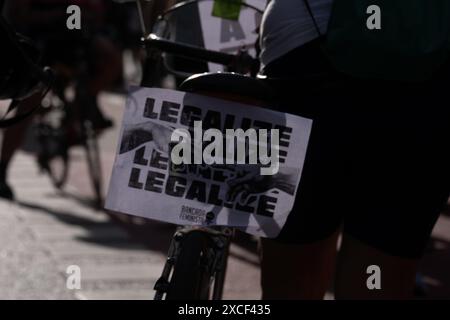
226,166,298,203
226,166,276,203
120,121,174,154
148,123,173,153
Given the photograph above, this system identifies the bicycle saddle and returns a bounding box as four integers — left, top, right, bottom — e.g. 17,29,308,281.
179,72,276,105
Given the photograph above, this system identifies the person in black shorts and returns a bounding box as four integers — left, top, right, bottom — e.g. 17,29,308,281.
255,0,450,299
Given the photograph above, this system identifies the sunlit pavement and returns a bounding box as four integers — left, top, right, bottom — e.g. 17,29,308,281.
0,92,261,300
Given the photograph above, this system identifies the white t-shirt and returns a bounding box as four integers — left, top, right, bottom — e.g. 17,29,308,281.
259,0,334,68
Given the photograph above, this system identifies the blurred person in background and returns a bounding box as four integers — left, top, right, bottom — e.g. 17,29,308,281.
0,0,123,199
4,0,122,125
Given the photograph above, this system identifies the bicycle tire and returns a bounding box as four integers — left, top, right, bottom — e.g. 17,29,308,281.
166,231,215,300
36,123,70,189
47,153,69,189
82,120,103,208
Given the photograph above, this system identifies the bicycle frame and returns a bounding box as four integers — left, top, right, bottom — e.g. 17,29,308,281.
128,0,262,300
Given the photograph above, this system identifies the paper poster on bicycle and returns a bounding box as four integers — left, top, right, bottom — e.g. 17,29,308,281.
198,0,266,72
105,87,312,238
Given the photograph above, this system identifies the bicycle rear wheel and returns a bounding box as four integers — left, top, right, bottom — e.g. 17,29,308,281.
46,153,69,189
36,123,70,189
82,120,103,208
166,231,216,300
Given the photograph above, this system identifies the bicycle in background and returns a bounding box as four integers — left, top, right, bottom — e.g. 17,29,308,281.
33,58,104,208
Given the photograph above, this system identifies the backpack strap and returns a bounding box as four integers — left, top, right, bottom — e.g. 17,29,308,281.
302,0,323,37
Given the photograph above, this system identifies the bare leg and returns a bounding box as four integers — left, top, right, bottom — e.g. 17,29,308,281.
260,230,339,300
0,93,41,199
334,233,417,300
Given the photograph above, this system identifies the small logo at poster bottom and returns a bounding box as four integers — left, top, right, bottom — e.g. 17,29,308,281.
179,205,207,223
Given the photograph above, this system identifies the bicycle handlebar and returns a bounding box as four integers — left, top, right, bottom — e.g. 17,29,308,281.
143,33,259,72
144,34,234,65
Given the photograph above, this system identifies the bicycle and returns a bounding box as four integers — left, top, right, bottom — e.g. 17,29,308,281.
33,45,105,209
128,0,273,300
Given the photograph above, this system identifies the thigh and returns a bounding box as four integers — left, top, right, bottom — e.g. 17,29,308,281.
344,92,450,259
264,42,348,245
274,113,348,244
